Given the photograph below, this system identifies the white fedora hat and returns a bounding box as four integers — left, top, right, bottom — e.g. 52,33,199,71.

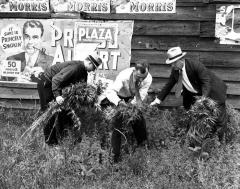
166,47,187,64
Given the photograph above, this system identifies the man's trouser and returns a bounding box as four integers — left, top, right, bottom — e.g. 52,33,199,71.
37,73,53,112
37,73,72,145
102,97,148,162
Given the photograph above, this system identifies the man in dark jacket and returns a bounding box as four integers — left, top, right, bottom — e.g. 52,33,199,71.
36,51,103,145
150,47,227,141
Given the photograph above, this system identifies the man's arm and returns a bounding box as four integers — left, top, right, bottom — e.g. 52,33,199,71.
157,69,177,101
52,65,76,97
195,62,211,97
105,73,124,106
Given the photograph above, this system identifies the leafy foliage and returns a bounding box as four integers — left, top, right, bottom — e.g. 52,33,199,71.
21,81,105,143
0,95,240,188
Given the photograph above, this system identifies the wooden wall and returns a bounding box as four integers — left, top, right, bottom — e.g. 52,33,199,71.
0,0,240,109
85,0,240,109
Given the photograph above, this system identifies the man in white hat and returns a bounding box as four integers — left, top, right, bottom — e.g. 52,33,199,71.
150,46,227,141
36,50,103,145
100,59,152,162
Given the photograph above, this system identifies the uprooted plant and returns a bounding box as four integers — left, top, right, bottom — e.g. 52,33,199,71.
20,81,105,143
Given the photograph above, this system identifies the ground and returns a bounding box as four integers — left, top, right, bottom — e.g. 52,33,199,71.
0,105,240,189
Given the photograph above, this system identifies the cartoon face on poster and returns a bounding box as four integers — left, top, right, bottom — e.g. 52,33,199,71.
0,0,50,12
216,4,240,45
0,19,134,83
111,0,176,13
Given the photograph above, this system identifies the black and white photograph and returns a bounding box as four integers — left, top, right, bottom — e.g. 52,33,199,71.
0,0,240,189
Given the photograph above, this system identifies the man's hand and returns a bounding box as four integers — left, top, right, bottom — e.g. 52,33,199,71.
31,67,44,78
118,99,127,107
150,97,161,106
56,96,64,105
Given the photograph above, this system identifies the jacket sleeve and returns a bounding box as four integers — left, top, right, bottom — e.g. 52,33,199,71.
196,62,211,96
157,69,177,101
52,65,76,97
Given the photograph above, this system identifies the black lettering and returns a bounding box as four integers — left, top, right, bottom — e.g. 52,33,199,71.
25,3,31,11
77,2,83,11
41,3,47,11
18,3,24,11
167,3,174,11
91,3,97,11
155,3,161,11
131,2,139,12
84,3,90,11
148,3,154,12
31,3,37,11
9,2,17,11
140,3,146,12
102,3,108,12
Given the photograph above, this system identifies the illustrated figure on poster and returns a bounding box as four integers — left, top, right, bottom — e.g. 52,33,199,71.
35,50,103,145
111,0,131,13
6,20,53,82
51,0,69,12
216,5,240,44
0,0,9,12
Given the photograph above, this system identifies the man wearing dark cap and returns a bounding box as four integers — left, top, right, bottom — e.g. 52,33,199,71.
36,50,103,145
150,46,227,144
101,60,152,162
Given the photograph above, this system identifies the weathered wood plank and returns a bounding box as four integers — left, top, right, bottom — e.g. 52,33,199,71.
131,50,199,64
148,64,240,81
226,96,240,109
177,0,206,2
0,87,39,99
0,13,51,19
0,81,37,89
149,78,240,95
200,21,215,37
147,94,240,109
83,6,215,21
208,0,240,3
51,12,82,19
131,50,240,68
132,36,240,52
199,52,240,67
133,21,200,36
0,99,39,110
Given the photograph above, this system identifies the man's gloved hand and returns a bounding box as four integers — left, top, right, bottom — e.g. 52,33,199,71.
32,67,44,78
118,99,127,107
56,96,64,105
150,97,161,106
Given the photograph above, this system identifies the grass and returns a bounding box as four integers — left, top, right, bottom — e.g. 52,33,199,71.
0,104,240,189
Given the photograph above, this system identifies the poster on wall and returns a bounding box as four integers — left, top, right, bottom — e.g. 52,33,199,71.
111,0,176,14
215,4,240,45
0,0,50,13
0,19,134,83
50,0,110,13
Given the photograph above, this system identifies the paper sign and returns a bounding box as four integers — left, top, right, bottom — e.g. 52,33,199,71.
1,60,21,77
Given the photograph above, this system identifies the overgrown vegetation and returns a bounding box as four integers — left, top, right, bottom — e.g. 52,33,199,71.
0,96,240,188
